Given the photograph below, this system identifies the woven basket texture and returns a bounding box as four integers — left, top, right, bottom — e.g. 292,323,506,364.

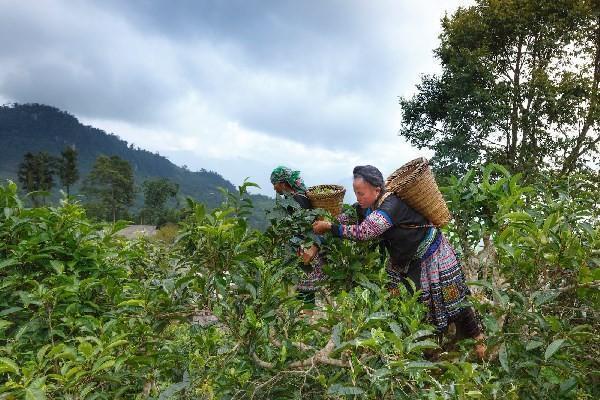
385,157,451,227
307,184,346,216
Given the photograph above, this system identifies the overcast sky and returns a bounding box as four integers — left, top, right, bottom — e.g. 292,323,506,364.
0,0,471,197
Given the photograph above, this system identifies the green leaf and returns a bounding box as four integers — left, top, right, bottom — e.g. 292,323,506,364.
407,340,438,354
0,357,19,375
544,339,565,360
407,330,433,341
361,289,370,303
117,299,145,308
327,384,364,395
25,387,46,400
482,315,499,334
499,343,509,373
0,258,18,270
533,290,560,307
405,360,436,370
279,343,287,363
525,340,544,351
0,319,13,331
559,377,577,395
332,323,343,348
358,277,380,293
159,380,189,400
78,341,94,358
503,212,533,222
49,260,64,274
365,311,392,322
93,358,115,372
105,339,128,351
64,366,83,379
37,344,51,363
387,321,403,338
244,307,259,328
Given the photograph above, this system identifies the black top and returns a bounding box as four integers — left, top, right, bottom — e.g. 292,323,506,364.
282,192,313,214
292,193,312,210
355,194,429,268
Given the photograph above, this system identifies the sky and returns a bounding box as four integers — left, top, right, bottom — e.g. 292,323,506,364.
0,0,472,198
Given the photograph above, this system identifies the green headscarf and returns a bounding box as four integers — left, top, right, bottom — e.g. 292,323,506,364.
270,166,307,193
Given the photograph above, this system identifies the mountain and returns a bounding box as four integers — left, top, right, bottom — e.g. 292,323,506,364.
0,103,273,227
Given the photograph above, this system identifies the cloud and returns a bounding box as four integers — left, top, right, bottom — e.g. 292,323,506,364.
0,0,472,194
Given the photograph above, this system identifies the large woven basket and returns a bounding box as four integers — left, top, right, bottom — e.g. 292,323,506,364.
307,184,346,216
385,157,451,227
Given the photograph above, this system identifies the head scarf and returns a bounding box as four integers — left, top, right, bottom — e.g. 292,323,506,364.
353,165,385,189
270,166,307,193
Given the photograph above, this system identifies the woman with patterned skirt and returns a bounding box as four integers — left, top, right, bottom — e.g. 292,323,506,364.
312,165,485,359
270,166,325,306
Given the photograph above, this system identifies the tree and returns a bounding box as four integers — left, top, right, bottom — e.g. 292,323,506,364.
140,178,179,225
17,152,37,196
82,155,135,222
17,151,56,206
399,0,600,177
58,145,79,196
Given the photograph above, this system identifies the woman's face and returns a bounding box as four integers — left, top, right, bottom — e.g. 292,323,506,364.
353,178,381,209
273,181,292,194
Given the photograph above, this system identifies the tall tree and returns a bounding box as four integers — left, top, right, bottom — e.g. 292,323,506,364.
82,155,135,222
140,178,179,225
17,151,56,206
399,0,599,177
58,145,79,196
17,152,37,196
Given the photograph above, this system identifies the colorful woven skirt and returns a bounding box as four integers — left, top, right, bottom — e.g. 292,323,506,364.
419,234,470,332
297,253,326,293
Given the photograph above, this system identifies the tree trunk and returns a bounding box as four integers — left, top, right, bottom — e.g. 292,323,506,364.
508,37,524,169
561,16,600,175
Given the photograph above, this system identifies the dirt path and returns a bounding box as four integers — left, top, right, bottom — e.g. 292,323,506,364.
117,225,158,239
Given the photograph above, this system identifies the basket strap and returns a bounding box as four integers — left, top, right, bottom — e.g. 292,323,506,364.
398,223,436,229
374,191,392,209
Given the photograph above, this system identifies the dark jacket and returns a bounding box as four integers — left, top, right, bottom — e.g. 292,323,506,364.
292,193,312,210
356,194,430,268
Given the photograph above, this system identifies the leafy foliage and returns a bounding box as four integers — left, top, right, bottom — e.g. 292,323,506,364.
0,167,598,398
17,152,56,206
399,0,600,176
140,178,179,226
57,146,79,196
0,103,272,222
82,155,135,223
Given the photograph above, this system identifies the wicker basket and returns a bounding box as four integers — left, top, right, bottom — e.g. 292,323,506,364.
307,184,346,216
385,157,451,227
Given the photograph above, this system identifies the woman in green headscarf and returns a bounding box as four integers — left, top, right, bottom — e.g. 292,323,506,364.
270,166,324,305
270,166,309,205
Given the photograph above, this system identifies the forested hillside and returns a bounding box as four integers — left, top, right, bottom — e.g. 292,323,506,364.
0,103,273,227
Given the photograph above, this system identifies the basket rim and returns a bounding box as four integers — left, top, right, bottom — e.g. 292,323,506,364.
306,184,346,200
386,157,429,187
383,157,452,227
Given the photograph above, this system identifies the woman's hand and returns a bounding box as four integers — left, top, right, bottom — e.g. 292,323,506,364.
474,333,487,360
298,244,319,265
312,220,332,234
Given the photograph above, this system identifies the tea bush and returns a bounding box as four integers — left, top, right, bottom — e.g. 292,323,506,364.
0,168,598,399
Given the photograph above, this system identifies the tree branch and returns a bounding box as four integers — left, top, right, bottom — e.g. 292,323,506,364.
554,280,600,294
561,16,600,175
252,338,350,370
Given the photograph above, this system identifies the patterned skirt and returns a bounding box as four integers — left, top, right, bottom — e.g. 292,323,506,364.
387,231,470,332
297,253,326,293
419,234,470,332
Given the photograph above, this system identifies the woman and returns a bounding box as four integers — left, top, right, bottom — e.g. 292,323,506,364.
312,165,485,359
270,166,325,305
